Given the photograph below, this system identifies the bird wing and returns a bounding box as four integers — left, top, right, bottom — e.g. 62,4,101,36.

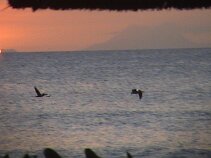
138,92,142,99
127,152,133,158
34,87,42,96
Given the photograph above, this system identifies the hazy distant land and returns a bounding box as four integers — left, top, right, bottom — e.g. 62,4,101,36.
0,49,17,53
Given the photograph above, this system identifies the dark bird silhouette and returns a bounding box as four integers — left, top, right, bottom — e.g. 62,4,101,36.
3,154,9,158
127,152,133,158
34,86,49,97
85,148,101,158
44,148,62,158
23,154,37,158
131,89,143,100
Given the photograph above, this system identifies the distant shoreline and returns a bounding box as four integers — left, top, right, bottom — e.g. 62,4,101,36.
3,47,211,54
0,49,17,53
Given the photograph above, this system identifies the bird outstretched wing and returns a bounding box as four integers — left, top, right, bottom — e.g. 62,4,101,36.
34,86,42,97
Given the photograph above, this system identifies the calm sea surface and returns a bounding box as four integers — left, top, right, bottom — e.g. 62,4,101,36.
0,49,211,158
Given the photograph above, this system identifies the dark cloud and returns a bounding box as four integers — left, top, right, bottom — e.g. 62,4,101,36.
8,0,211,11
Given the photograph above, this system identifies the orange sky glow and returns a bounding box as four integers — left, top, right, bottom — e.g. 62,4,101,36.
0,0,211,52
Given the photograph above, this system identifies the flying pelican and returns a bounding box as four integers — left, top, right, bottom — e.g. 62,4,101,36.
34,86,49,97
131,89,143,100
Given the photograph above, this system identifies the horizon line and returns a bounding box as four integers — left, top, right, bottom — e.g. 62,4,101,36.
2,47,211,53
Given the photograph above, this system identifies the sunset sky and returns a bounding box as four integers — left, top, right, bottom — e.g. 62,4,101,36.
0,0,211,52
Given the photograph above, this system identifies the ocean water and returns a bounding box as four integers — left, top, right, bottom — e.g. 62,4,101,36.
0,48,211,158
